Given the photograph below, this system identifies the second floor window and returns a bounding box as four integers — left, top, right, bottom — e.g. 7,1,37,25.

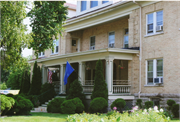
52,39,59,54
81,1,87,11
108,32,115,48
124,29,129,48
38,52,45,57
147,10,163,34
90,36,95,50
102,1,109,4
90,1,98,8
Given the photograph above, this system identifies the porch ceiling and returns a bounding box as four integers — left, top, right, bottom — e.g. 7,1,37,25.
29,48,139,66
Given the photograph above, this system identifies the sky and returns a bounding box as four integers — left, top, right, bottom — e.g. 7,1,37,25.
22,0,77,57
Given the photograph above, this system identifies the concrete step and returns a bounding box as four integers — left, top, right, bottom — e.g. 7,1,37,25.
32,107,47,112
41,104,47,107
45,102,49,105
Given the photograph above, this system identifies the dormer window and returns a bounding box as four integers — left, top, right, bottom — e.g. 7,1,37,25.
81,1,87,11
102,1,109,4
90,1,98,8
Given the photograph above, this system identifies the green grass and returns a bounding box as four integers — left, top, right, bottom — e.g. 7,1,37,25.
0,112,179,122
0,112,69,122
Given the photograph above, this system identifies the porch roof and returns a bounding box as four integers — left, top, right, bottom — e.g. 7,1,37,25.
28,48,139,65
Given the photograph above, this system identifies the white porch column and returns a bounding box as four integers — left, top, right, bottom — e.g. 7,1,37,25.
106,56,114,94
60,64,66,94
78,62,85,84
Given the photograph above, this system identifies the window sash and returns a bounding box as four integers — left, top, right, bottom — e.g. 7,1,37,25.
102,1,109,4
109,32,115,44
52,40,59,54
81,1,87,11
90,36,95,46
38,52,45,57
90,1,98,8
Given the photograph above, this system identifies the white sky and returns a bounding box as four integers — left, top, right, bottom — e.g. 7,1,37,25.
22,0,77,57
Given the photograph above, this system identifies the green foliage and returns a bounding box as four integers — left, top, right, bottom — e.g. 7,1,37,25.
110,98,126,113
171,104,179,117
1,68,9,83
28,61,42,95
0,82,7,90
21,94,40,108
136,99,143,109
27,1,68,58
91,60,108,101
89,97,108,113
167,99,176,110
61,99,76,114
21,71,30,94
47,97,65,113
66,79,86,107
39,82,56,104
0,95,15,115
145,101,153,109
0,1,30,69
6,95,34,115
72,98,84,113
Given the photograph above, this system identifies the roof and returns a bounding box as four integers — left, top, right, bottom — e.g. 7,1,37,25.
64,3,76,10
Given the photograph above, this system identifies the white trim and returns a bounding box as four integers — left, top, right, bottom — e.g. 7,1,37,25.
144,31,164,37
38,52,45,57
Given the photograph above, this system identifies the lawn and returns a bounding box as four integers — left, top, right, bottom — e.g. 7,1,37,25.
0,112,179,122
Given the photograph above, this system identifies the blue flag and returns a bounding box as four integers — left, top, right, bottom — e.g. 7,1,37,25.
64,61,74,85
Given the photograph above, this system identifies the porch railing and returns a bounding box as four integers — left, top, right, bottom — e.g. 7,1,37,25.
113,80,131,94
82,80,94,93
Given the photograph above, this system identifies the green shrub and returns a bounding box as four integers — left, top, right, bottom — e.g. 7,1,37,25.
66,79,86,108
91,60,108,101
25,95,40,107
72,97,84,113
0,95,15,115
171,104,179,118
145,101,153,109
0,82,7,90
6,95,33,115
28,61,42,95
136,99,143,109
110,98,126,113
61,99,76,114
89,97,108,113
167,99,176,110
39,82,56,104
47,97,65,113
19,71,30,94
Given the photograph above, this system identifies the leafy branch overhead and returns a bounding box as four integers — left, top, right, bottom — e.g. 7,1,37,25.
28,1,68,58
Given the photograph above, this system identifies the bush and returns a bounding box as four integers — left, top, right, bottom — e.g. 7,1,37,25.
39,82,56,104
72,97,84,113
19,71,30,94
66,79,86,108
0,95,15,115
145,101,153,109
28,61,42,95
47,97,65,113
25,95,40,107
89,97,108,113
171,104,179,118
110,98,126,113
0,82,7,90
61,99,76,114
91,60,108,101
167,99,176,110
6,95,33,115
136,99,143,109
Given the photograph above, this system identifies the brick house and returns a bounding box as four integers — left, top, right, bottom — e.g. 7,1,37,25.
29,1,180,109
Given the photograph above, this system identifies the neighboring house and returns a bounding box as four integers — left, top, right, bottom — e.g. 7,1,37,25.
29,1,180,109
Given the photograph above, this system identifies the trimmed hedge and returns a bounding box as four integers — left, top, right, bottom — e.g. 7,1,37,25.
171,104,179,117
145,101,153,109
167,99,176,111
89,97,108,113
136,99,143,109
111,98,126,112
47,97,65,113
1,95,15,115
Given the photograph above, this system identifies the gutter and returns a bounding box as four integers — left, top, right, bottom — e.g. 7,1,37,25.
133,0,142,99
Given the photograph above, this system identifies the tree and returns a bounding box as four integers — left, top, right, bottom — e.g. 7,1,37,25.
91,60,108,101
19,71,30,94
0,1,30,69
28,1,68,58
28,61,42,95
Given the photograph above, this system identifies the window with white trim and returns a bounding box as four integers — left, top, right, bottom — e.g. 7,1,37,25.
147,59,163,84
146,10,163,34
90,36,95,50
124,29,129,48
90,1,98,8
51,39,59,54
38,52,45,57
81,1,87,11
102,1,109,4
108,32,115,48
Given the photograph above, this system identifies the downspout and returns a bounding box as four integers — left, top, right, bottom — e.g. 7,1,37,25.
133,0,142,99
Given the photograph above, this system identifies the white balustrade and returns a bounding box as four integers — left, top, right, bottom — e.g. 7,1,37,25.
113,80,131,94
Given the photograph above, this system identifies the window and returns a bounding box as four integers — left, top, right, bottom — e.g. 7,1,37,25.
124,29,129,48
72,40,76,46
90,1,98,8
90,36,95,50
147,10,163,34
108,32,115,48
81,1,87,11
102,1,109,4
38,52,45,57
147,59,163,84
52,39,59,54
